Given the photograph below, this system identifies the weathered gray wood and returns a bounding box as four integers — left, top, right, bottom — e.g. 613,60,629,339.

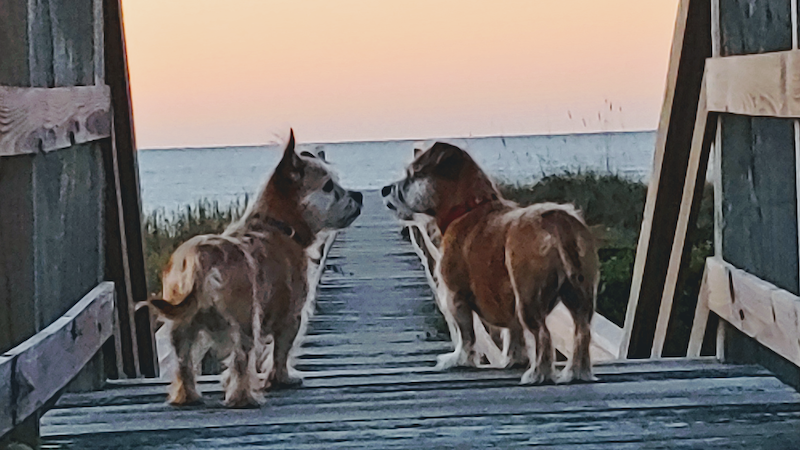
720,0,793,56
32,143,106,328
48,0,95,87
0,282,114,438
720,115,799,294
0,156,37,353
0,0,30,86
0,86,112,155
27,0,54,88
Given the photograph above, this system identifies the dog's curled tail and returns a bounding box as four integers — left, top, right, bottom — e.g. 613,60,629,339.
151,239,202,317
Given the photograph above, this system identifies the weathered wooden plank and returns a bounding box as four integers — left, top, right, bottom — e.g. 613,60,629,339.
0,86,112,156
0,282,114,437
104,0,156,377
651,76,716,358
39,375,800,436
41,404,800,449
27,0,54,88
622,0,712,358
720,115,799,294
704,258,800,366
49,0,95,87
0,0,30,86
706,50,800,117
32,143,105,328
92,0,104,85
720,0,793,56
0,156,36,353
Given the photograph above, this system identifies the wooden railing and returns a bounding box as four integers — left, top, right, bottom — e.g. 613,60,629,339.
625,0,800,386
0,283,115,437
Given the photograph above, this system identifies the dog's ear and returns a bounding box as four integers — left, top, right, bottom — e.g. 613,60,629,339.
430,142,465,180
316,150,326,161
413,147,422,157
277,129,304,179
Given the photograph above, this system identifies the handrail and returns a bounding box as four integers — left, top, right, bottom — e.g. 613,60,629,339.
0,282,114,437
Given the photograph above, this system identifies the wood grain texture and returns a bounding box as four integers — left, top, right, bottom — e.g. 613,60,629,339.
0,85,111,156
0,0,30,86
720,0,793,56
720,115,799,294
0,282,114,437
622,0,712,359
706,50,800,117
704,257,800,367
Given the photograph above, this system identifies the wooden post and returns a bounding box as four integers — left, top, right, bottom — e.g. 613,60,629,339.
620,0,712,359
103,0,157,378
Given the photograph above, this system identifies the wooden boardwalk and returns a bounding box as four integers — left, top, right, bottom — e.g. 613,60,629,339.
41,193,800,449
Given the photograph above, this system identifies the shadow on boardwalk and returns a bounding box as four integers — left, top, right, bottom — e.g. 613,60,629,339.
41,193,800,449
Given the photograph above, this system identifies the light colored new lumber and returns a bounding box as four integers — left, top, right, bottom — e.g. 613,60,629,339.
705,50,800,118
687,267,711,357
0,282,114,436
0,85,111,156
651,75,715,358
546,303,622,362
703,258,800,367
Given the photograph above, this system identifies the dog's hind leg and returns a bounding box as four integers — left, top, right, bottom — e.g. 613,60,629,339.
435,288,478,370
507,255,560,384
222,329,262,407
557,281,597,383
270,312,304,388
168,321,203,405
503,320,528,369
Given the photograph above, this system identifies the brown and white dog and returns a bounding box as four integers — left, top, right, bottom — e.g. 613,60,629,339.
150,131,362,407
382,142,598,384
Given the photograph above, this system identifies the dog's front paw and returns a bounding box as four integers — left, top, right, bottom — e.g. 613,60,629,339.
520,367,556,385
223,389,264,408
435,350,465,370
555,365,598,384
167,383,203,406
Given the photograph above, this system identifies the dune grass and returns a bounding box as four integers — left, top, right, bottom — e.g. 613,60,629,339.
143,196,249,295
142,173,712,357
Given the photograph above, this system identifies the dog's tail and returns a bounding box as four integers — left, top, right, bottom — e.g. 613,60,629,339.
151,239,202,317
542,207,599,305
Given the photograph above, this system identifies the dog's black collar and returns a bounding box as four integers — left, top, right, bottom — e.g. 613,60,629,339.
247,213,305,245
264,216,297,240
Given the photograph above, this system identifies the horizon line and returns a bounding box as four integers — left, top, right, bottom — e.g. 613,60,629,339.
139,128,657,151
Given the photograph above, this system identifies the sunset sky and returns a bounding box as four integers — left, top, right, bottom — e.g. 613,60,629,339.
121,0,679,149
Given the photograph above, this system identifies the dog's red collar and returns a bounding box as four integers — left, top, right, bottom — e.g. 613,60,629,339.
437,194,498,233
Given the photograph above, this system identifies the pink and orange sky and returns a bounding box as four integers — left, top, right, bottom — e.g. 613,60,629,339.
122,0,679,149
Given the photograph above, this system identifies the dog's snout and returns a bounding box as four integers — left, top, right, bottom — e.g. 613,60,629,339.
349,191,364,205
381,185,392,197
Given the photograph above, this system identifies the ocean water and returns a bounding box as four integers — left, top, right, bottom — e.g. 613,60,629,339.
138,131,656,213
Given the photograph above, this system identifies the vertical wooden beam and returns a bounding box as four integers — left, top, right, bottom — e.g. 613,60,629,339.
103,0,157,377
651,77,717,358
620,0,712,358
0,0,30,86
